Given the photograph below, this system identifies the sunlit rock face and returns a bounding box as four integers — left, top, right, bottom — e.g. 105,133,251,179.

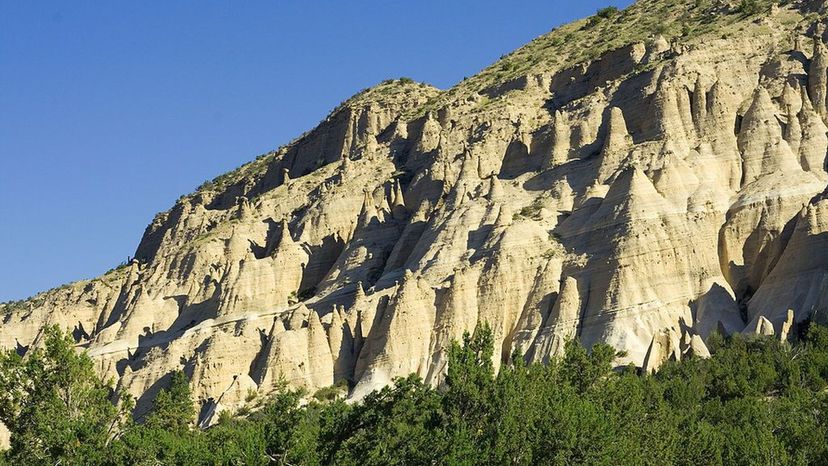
6,0,828,425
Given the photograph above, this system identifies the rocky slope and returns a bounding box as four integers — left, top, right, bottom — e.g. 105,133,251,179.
5,0,828,425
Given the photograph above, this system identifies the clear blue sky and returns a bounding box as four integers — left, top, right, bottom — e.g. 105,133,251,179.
0,0,632,301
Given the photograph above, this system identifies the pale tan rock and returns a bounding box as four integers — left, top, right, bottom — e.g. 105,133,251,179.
785,103,803,155
487,175,504,202
755,316,776,336
809,34,828,118
748,196,828,327
357,189,380,228
530,276,581,363
546,110,570,168
780,309,795,342
689,335,711,359
797,89,828,175
306,310,334,388
691,76,707,133
597,107,632,183
648,35,670,58
352,274,436,398
738,86,801,186
654,79,688,148
288,304,310,330
7,2,828,410
391,180,407,220
425,264,482,384
328,306,355,382
642,328,681,374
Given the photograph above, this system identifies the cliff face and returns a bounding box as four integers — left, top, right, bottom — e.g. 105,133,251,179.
5,0,828,424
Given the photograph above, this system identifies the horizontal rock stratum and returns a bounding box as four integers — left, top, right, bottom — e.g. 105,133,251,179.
5,0,828,425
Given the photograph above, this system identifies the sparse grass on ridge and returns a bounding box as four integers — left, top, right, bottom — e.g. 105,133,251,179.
407,0,796,118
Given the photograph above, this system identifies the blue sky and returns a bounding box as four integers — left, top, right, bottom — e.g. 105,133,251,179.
0,0,633,301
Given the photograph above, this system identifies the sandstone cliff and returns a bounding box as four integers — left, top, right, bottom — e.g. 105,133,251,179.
5,0,828,424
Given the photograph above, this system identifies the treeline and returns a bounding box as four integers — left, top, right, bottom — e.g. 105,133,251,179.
2,322,828,465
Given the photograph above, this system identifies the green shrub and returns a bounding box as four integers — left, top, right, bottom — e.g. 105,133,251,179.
313,385,343,402
596,6,620,19
587,6,620,28
517,197,546,219
6,321,828,464
145,370,195,433
0,326,132,465
245,388,258,402
738,0,764,15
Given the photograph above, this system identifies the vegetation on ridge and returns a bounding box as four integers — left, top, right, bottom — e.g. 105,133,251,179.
194,77,437,196
409,0,804,118
181,0,801,199
2,322,828,464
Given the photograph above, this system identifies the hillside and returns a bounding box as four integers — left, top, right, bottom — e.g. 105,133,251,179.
5,319,828,464
4,0,828,428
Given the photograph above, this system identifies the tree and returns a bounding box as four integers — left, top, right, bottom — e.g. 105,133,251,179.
486,351,543,465
145,370,195,433
108,370,199,464
0,326,131,465
262,383,319,465
440,323,497,464
324,375,440,465
560,339,617,392
6,320,828,464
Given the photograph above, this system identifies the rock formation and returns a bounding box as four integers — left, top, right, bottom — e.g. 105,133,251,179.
4,0,828,425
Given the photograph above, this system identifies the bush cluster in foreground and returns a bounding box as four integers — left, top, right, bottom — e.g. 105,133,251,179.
2,321,828,465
